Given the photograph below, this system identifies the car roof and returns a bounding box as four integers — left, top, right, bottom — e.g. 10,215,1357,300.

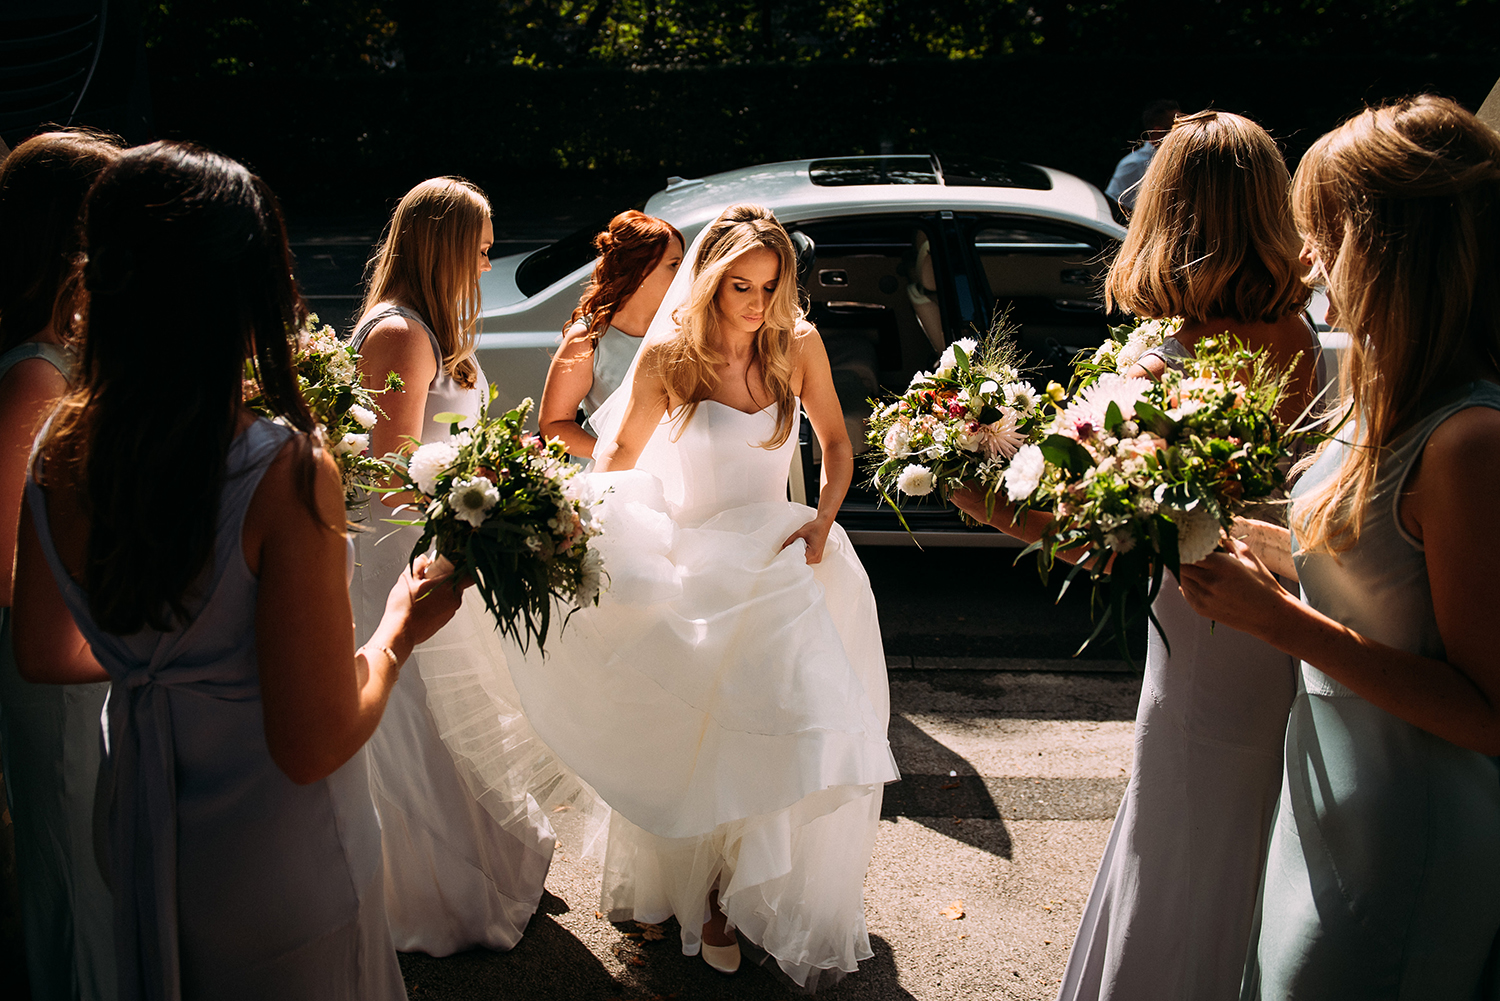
643,155,1123,238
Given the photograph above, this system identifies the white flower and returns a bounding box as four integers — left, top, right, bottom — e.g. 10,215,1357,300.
1104,527,1137,553
896,463,936,496
1166,504,1223,565
453,430,474,448
907,370,933,391
348,404,377,429
1004,382,1037,414
576,548,604,605
977,410,1027,460
978,379,999,397
446,475,500,528
1003,443,1045,501
1115,331,1157,372
936,337,979,376
333,432,369,456
1166,399,1207,421
408,441,460,495
1066,374,1152,432
326,351,356,384
883,421,914,458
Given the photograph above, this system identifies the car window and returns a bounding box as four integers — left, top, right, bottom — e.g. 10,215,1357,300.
968,216,1116,383
514,222,606,298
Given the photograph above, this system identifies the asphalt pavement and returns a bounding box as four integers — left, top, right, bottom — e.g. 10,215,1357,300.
288,208,1149,1000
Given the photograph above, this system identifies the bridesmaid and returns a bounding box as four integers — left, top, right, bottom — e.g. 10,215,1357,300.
1179,95,1500,999
11,140,462,1000
538,210,683,457
953,110,1322,1000
352,177,556,956
0,128,120,1001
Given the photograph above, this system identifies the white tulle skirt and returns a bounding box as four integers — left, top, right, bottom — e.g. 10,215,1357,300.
417,470,898,988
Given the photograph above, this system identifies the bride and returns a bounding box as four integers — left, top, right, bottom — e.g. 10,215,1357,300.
431,203,898,988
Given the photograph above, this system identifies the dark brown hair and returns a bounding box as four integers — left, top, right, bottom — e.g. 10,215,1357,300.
0,128,122,353
41,141,317,634
568,210,683,346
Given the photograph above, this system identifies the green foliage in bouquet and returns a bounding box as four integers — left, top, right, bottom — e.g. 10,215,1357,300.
385,398,603,654
244,313,401,507
864,313,1046,532
1006,336,1294,658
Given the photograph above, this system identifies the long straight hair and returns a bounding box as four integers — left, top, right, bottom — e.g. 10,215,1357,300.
41,141,317,634
1105,110,1308,324
360,177,490,388
1290,95,1500,554
0,128,122,352
650,204,802,448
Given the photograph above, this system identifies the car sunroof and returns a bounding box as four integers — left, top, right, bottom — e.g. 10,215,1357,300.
936,155,1052,191
808,156,939,186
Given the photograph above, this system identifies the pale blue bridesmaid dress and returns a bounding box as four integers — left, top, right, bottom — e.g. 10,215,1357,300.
27,419,405,1001
1059,330,1321,1001
1246,380,1500,999
0,340,114,1000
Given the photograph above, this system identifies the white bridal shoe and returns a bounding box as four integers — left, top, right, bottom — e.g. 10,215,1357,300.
701,938,741,974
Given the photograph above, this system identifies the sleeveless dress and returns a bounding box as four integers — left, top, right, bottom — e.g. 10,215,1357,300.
581,325,644,416
26,419,404,1001
426,397,900,989
1245,380,1500,999
351,305,555,956
1060,330,1322,1001
0,340,115,1001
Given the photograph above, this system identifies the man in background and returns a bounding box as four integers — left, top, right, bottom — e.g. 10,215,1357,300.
1106,99,1181,212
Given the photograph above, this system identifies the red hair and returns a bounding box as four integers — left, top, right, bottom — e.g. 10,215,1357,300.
568,210,682,345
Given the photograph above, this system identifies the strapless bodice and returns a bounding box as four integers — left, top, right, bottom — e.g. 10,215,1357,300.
670,399,799,524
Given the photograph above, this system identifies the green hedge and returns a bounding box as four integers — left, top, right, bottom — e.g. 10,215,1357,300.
148,56,1497,216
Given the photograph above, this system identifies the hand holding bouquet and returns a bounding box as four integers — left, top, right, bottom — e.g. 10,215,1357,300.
1005,334,1293,653
245,313,401,506
865,317,1046,527
386,399,603,653
1073,316,1183,384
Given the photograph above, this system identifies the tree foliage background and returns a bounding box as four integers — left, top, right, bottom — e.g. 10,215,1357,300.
136,1,1499,213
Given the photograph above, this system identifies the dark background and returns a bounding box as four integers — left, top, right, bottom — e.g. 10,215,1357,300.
3,1,1496,223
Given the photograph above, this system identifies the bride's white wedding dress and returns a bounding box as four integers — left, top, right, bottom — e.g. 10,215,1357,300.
422,396,899,988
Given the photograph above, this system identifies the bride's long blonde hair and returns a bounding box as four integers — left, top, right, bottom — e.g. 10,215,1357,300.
1290,95,1500,554
652,203,803,448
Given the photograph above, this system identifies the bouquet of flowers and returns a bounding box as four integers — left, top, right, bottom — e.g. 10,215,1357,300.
386,398,603,653
1004,335,1293,653
245,313,401,506
1072,316,1183,385
865,318,1046,527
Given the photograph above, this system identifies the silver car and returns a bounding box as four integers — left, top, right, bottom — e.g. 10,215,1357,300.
476,153,1130,545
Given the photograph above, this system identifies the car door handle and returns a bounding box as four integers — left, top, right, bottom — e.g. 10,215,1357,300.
818,269,849,287
1061,269,1094,286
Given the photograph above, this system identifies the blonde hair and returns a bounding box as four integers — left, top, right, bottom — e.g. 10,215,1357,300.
1106,110,1309,324
651,203,803,448
361,177,490,388
1291,95,1500,554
